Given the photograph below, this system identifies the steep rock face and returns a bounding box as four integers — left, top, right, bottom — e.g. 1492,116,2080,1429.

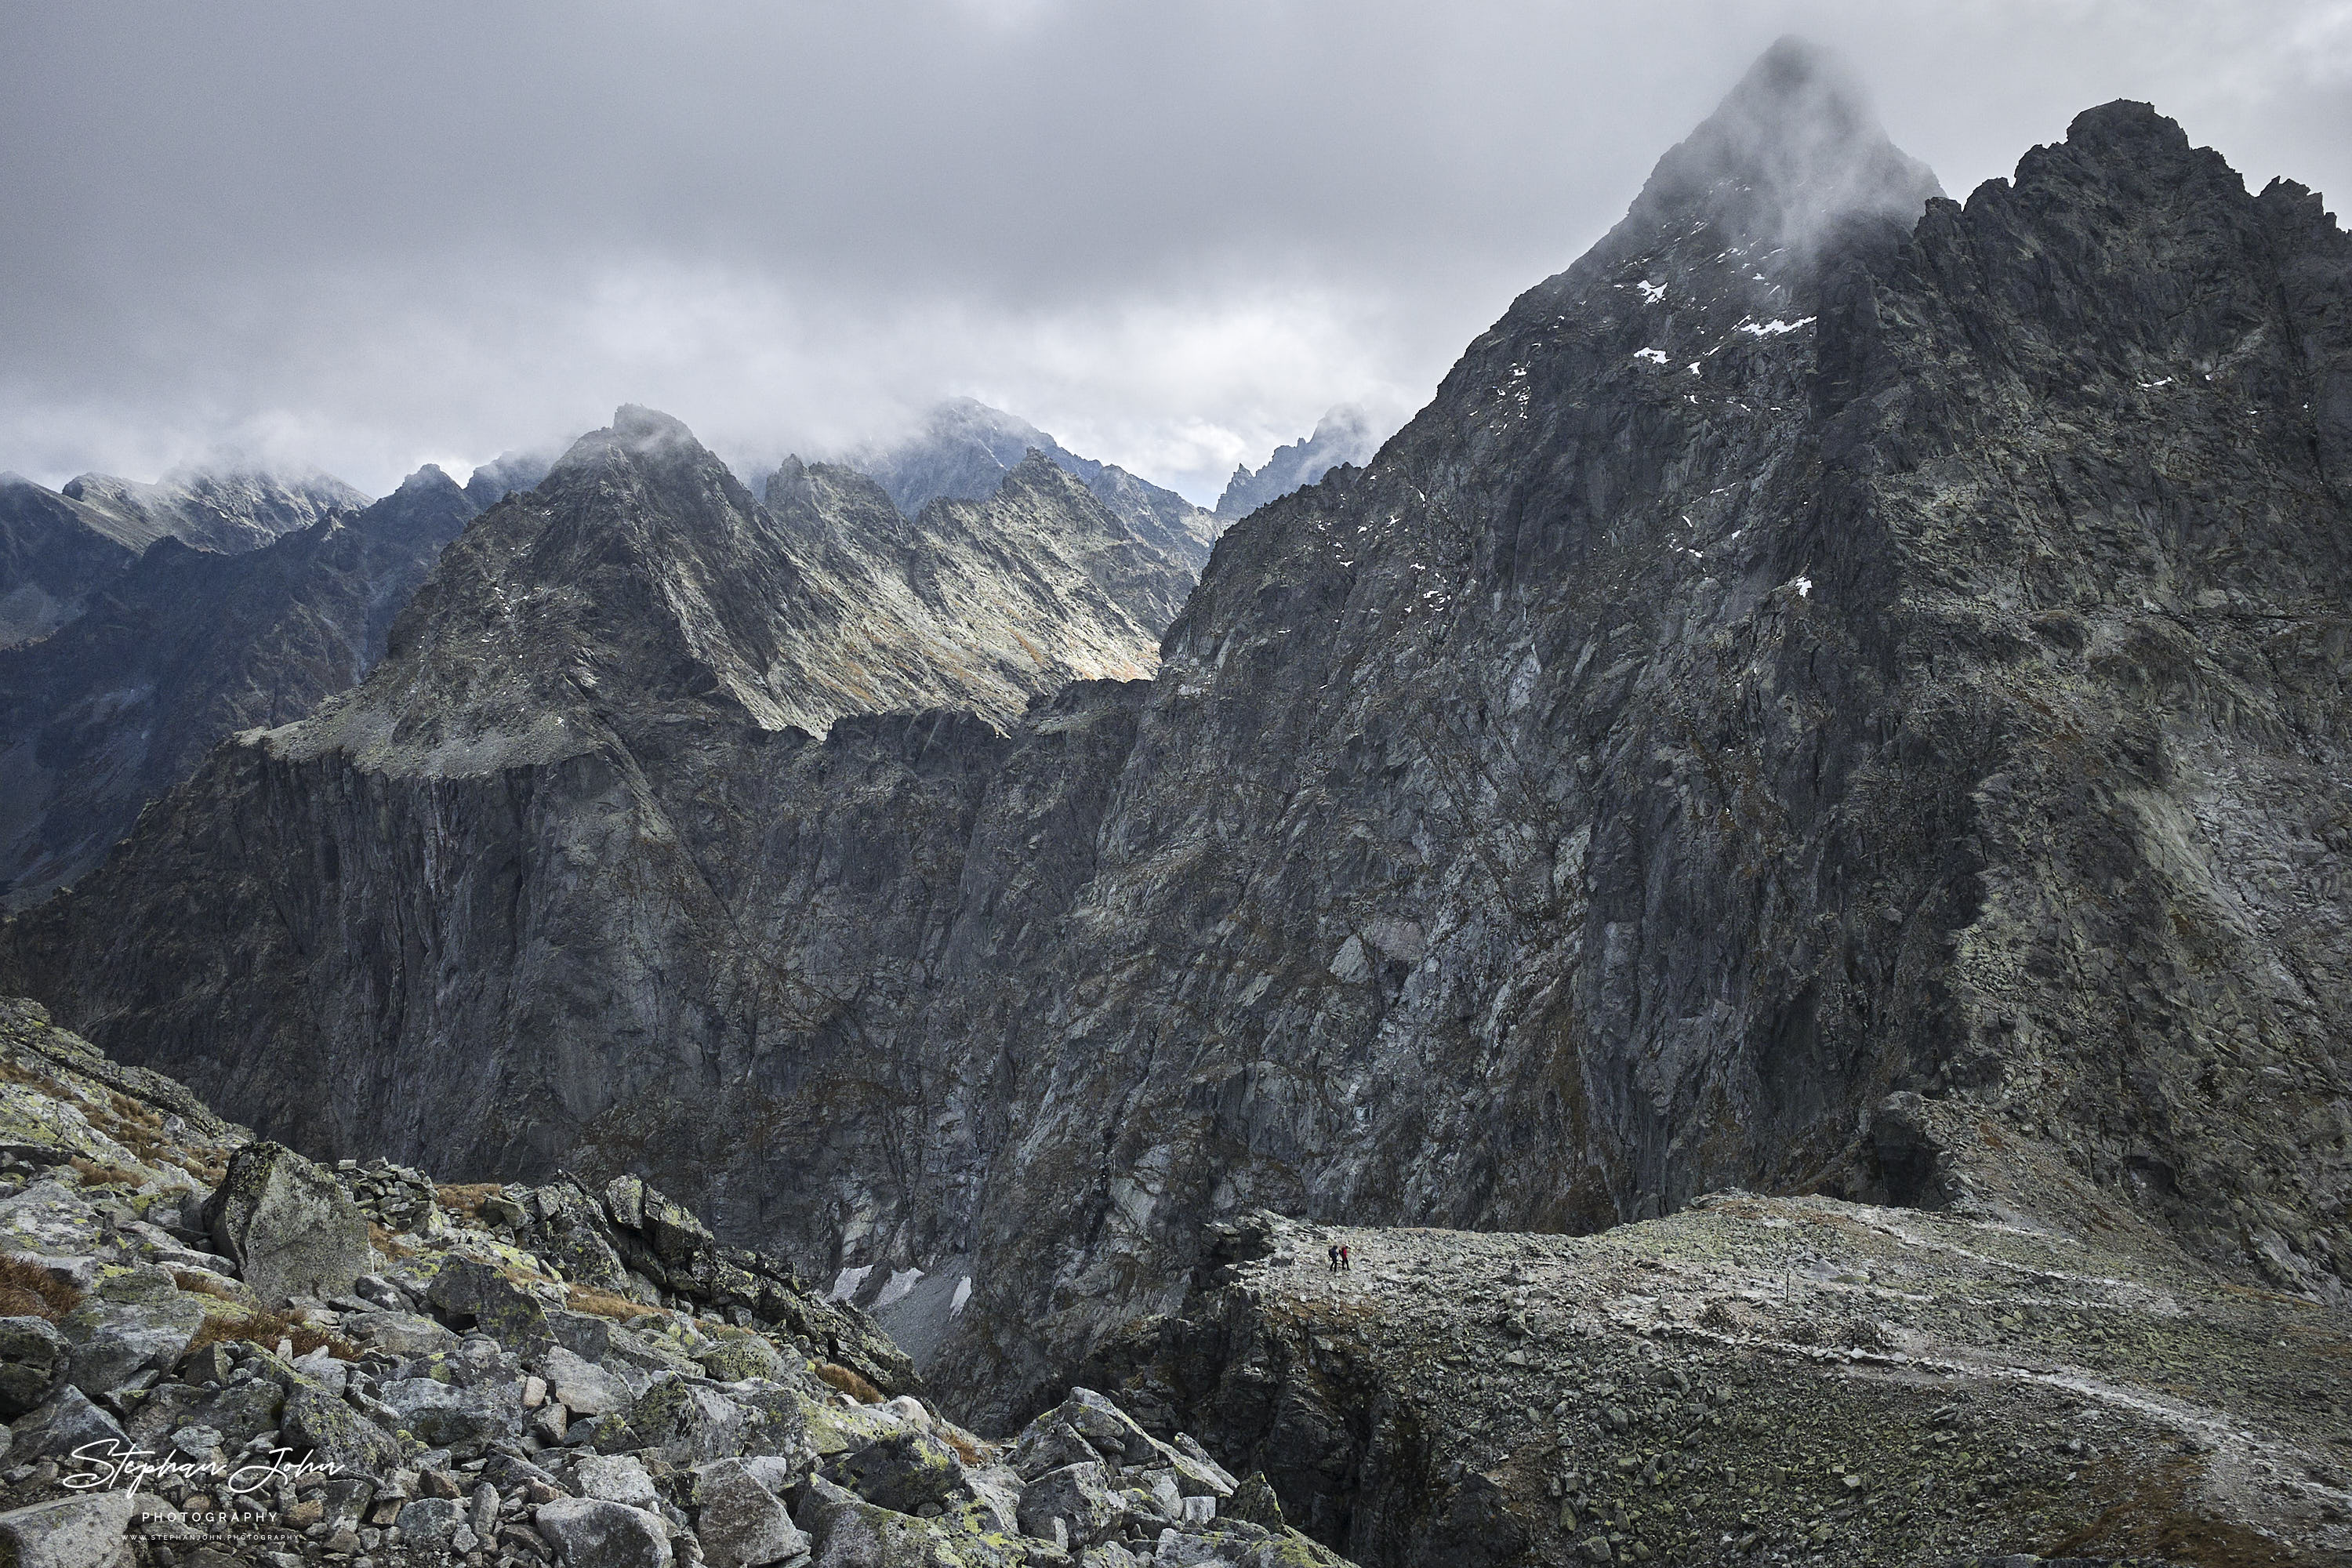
855,398,1221,569
924,73,2350,1406
761,451,1193,728
0,406,1191,1283
0,478,141,648
0,466,479,906
1214,406,1383,519
59,465,369,555
9,44,2352,1446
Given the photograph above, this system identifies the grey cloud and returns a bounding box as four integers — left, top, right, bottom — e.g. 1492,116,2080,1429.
4,0,2347,499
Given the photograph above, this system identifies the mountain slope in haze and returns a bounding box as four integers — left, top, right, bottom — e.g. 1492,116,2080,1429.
1,463,375,650
854,397,1221,569
1213,405,1383,518
0,477,144,646
0,466,480,906
286,405,1191,780
464,448,555,509
761,450,1192,728
8,42,2350,1476
60,464,370,555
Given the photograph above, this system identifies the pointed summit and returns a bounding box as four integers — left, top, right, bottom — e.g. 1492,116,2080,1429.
1616,36,1940,260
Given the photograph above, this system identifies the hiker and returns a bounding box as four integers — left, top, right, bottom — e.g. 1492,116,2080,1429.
1326,1243,1339,1272
1339,1243,1352,1272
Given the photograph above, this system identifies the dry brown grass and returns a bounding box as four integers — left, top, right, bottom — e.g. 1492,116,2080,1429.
67,1155,144,1188
564,1283,647,1322
813,1361,884,1403
187,1305,358,1363
936,1425,987,1465
0,1056,53,1091
368,1223,416,1258
170,1269,237,1301
434,1182,503,1220
0,1254,82,1320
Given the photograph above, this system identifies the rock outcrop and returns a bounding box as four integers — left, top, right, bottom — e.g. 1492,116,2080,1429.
1086,1208,2352,1566
203,1144,370,1306
0,465,478,906
0,999,1330,1568
5,40,2350,1456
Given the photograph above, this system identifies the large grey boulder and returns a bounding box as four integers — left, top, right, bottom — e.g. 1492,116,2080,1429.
59,1291,205,1398
692,1459,805,1568
280,1379,406,1481
827,1428,966,1515
637,1183,714,1269
0,1489,136,1568
1016,1460,1122,1549
615,1377,743,1465
393,1497,464,1555
535,1497,674,1568
543,1344,630,1417
0,1316,69,1417
377,1374,518,1450
1011,1415,1098,1481
7,1385,124,1462
572,1452,659,1508
203,1142,368,1304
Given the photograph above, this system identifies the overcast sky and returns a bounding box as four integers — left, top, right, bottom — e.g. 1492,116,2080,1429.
5,1,2348,503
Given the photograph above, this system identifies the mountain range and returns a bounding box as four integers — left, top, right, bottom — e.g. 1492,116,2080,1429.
1,36,2349,1565
1213,405,1384,519
850,398,1222,568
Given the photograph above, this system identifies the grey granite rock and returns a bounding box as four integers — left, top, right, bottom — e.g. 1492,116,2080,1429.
203,1142,368,1305
691,1457,806,1568
534,1496,674,1568
0,1489,135,1568
0,1316,68,1417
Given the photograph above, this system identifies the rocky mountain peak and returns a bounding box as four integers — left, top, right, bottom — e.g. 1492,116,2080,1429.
464,448,555,509
851,400,1221,568
392,463,460,497
1214,405,1382,519
2063,97,2193,165
993,446,1099,510
58,465,370,556
1609,35,1940,265
543,404,748,503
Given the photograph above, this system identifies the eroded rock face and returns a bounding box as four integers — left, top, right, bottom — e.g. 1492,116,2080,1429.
5,46,2350,1439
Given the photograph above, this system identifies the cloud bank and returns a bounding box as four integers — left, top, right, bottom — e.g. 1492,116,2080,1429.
5,0,2347,500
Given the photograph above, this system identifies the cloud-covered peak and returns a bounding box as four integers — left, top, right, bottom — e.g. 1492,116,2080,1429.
1617,34,1943,260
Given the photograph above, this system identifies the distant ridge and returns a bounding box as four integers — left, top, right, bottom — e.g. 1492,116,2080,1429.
1214,405,1384,518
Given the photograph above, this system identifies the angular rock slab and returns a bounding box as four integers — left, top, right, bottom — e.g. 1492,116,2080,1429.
0,1490,135,1568
692,1458,807,1568
203,1142,368,1305
535,1496,675,1568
